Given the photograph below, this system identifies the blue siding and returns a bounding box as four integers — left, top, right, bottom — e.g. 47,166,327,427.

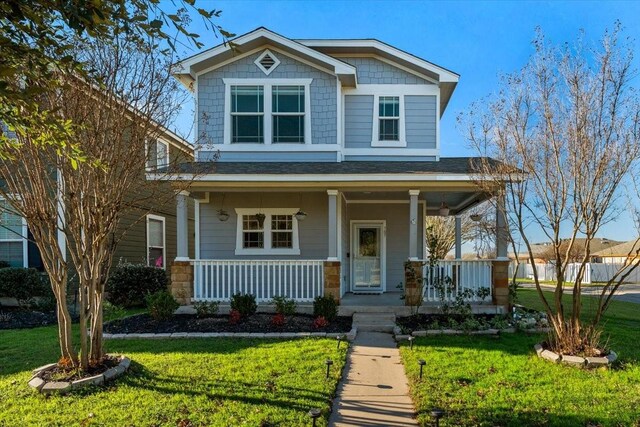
197,50,337,146
340,57,430,85
344,95,374,149
344,156,437,162
405,95,437,149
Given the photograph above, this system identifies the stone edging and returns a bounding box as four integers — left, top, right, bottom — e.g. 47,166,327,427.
103,327,358,341
394,327,551,340
28,355,131,395
534,343,617,368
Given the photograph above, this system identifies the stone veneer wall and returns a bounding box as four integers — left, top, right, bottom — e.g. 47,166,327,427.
170,261,193,305
492,260,510,311
323,261,341,303
403,260,424,306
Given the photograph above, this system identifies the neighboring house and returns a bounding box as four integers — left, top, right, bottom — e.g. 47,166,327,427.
152,27,512,310
510,238,621,265
0,126,195,280
592,240,640,264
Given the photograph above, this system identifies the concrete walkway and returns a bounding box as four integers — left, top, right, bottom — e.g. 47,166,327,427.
329,332,418,427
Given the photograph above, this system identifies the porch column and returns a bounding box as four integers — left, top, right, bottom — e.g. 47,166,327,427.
455,215,462,259
175,190,190,261
409,189,420,260
496,191,509,260
327,189,339,261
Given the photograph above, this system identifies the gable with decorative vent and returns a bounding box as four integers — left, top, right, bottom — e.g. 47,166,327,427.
255,50,280,75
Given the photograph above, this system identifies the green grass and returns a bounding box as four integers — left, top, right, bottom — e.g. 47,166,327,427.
400,289,640,426
0,325,346,426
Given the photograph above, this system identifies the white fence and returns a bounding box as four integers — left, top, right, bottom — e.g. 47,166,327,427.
510,261,640,284
192,260,325,302
422,260,493,302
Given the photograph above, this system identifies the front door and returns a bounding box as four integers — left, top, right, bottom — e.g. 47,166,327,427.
351,222,385,293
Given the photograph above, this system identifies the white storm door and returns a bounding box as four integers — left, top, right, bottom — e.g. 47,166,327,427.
352,223,384,292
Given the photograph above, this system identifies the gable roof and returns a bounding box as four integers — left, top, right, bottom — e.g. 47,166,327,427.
172,27,358,87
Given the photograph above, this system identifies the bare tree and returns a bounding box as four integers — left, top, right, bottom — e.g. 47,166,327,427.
460,23,640,355
0,34,192,369
425,205,493,260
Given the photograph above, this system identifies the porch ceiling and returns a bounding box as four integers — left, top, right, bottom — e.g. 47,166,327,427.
343,190,488,216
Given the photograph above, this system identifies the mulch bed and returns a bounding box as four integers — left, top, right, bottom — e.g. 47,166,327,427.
0,307,71,330
396,313,501,332
40,355,121,382
105,313,352,334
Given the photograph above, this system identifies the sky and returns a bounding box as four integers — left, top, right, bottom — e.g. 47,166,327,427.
165,0,640,244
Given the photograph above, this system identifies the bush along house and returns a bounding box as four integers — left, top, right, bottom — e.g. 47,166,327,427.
150,27,511,313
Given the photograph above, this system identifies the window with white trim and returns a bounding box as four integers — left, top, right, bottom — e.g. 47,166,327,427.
146,140,169,170
231,86,264,143
146,215,165,269
0,199,27,267
272,85,305,143
235,208,300,255
378,96,400,141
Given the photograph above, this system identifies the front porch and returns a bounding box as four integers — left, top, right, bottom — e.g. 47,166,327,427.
168,184,511,312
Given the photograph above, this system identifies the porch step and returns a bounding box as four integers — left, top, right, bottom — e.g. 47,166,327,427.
352,312,397,333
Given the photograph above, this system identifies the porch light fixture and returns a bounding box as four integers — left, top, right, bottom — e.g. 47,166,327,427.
438,202,450,217
255,212,266,228
216,209,230,222
295,210,308,221
470,213,482,222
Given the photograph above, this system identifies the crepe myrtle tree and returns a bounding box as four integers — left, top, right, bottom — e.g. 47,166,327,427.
460,22,640,355
0,34,198,369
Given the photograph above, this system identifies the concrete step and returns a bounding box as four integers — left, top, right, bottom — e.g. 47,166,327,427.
352,312,396,333
355,324,396,333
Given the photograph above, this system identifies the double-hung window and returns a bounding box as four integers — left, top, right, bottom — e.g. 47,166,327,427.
0,199,27,267
235,209,300,255
231,86,264,143
146,140,168,170
378,96,400,141
146,214,165,269
272,86,305,143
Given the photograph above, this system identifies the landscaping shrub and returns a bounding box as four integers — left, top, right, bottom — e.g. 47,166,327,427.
106,264,168,307
313,316,329,329
228,309,241,324
313,295,338,322
145,291,179,321
0,268,50,308
271,313,286,326
271,295,296,316
230,293,257,317
193,300,219,318
0,261,10,269
103,301,126,321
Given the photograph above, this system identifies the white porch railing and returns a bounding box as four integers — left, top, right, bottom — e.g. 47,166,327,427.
192,260,325,302
422,260,493,302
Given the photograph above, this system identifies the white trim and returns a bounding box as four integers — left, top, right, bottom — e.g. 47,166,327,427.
194,200,200,260
350,220,387,293
342,148,438,157
343,84,439,96
199,144,340,152
146,214,166,269
234,208,301,255
223,79,312,145
254,49,281,76
148,172,481,183
336,78,343,154
145,139,170,171
0,196,29,268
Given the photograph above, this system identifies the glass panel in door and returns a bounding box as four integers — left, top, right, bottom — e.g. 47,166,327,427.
353,225,382,291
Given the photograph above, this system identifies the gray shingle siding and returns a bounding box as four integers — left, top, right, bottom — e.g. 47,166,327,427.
341,57,430,85
344,95,374,149
405,95,437,149
197,50,337,148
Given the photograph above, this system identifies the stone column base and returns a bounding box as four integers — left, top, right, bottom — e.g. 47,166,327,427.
170,260,193,305
404,260,424,306
323,261,341,303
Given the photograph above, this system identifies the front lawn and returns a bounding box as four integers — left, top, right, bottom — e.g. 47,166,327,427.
0,325,346,426
400,289,640,426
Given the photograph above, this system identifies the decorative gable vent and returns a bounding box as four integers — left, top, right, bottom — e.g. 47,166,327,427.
255,50,280,75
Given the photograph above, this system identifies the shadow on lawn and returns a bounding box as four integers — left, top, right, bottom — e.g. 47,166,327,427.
415,406,629,427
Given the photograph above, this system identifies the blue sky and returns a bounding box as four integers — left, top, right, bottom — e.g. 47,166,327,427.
167,0,640,243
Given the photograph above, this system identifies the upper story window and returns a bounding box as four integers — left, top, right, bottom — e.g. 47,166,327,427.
146,140,169,170
272,86,305,143
235,208,300,255
378,96,400,141
223,78,312,146
231,86,264,143
0,199,28,268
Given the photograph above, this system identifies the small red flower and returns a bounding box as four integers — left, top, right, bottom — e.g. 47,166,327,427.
229,309,242,324
271,313,286,326
313,316,329,329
